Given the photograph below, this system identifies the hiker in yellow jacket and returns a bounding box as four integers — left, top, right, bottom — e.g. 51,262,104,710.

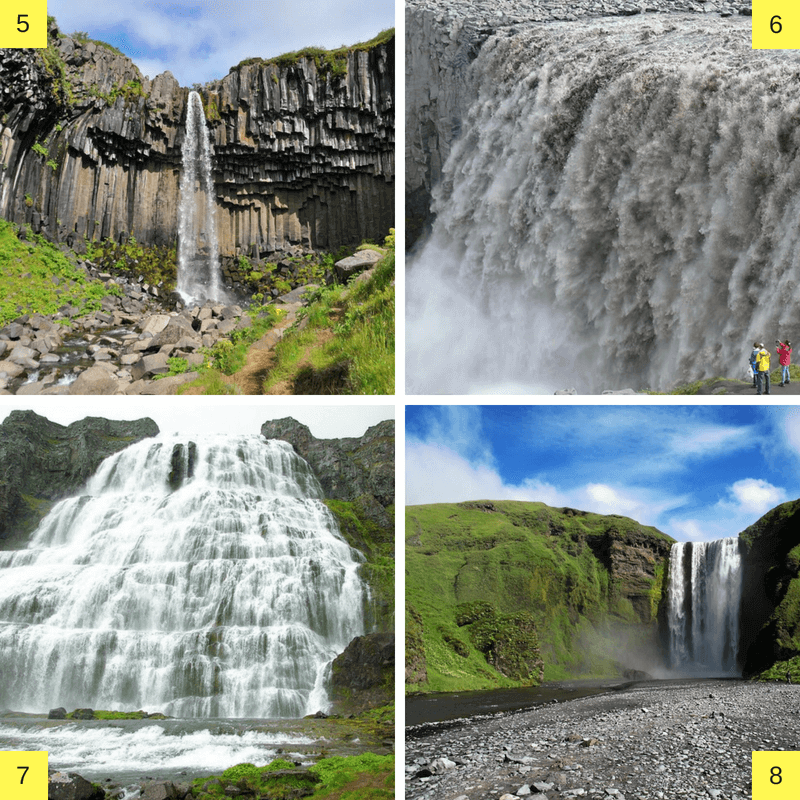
756,344,771,395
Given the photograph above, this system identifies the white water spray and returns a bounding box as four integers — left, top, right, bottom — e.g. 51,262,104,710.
0,435,367,717
666,539,742,675
407,16,800,393
177,91,221,303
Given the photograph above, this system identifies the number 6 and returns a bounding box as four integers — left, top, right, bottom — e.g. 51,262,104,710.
771,15,782,34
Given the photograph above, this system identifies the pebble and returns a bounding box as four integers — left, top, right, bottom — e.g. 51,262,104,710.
406,680,799,800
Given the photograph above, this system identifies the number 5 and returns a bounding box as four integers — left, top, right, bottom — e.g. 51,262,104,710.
17,766,29,784
17,14,29,32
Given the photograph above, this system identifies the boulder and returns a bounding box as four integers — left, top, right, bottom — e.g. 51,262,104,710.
48,771,105,800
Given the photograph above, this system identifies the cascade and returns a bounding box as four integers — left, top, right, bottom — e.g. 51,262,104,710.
666,539,742,675
407,16,800,393
177,91,222,303
0,435,366,718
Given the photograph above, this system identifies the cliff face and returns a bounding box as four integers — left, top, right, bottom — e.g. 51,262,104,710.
405,500,674,692
0,21,394,258
738,500,800,676
0,409,159,543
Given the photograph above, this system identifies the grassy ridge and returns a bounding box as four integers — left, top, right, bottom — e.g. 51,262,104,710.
406,501,672,692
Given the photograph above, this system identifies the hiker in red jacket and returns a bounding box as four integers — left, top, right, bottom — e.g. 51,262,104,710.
777,340,792,386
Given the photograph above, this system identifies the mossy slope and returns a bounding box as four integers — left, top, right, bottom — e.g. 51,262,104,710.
406,500,673,692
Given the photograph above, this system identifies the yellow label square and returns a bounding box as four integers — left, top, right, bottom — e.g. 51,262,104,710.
0,751,48,800
0,2,47,48
752,751,800,798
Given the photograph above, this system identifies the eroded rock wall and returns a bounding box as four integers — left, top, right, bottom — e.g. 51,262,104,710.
0,21,394,256
0,410,159,542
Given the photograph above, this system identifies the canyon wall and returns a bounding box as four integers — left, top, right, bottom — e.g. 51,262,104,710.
0,20,394,257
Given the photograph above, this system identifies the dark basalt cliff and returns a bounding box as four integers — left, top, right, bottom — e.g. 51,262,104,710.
0,409,158,543
0,20,394,257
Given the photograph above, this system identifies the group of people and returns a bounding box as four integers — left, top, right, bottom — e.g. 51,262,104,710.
750,340,792,395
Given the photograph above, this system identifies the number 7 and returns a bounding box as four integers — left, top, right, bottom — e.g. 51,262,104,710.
17,766,29,784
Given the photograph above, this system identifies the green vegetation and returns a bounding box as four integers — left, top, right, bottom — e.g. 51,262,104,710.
189,753,393,800
0,220,116,325
263,233,395,395
235,28,394,79
325,499,394,630
71,30,126,57
406,501,673,692
88,78,147,106
85,236,177,291
754,655,800,683
177,300,286,395
31,142,48,158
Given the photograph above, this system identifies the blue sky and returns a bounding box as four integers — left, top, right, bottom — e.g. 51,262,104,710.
406,405,800,542
48,0,395,85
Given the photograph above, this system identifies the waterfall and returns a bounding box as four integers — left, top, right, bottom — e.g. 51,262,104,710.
0,435,367,718
177,90,221,304
666,539,742,675
407,16,800,393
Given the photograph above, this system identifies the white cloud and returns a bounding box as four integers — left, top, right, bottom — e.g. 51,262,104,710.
405,441,563,507
50,0,395,84
726,478,786,516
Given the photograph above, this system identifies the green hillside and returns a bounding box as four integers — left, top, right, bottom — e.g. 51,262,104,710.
406,500,674,692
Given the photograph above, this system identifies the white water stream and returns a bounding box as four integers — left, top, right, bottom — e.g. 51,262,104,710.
0,434,367,718
666,538,742,675
407,16,800,393
177,90,222,303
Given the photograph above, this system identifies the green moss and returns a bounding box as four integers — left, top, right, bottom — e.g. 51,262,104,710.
753,654,800,682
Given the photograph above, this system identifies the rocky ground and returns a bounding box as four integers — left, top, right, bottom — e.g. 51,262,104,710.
0,264,308,396
406,680,800,800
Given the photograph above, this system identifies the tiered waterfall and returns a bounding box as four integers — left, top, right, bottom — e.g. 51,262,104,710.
0,435,366,717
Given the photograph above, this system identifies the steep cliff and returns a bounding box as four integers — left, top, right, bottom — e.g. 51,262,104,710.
1,20,394,258
405,500,673,692
738,500,800,676
0,409,159,543
261,416,395,633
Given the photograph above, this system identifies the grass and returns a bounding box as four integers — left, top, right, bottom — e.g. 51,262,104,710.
235,28,394,78
189,753,393,800
262,233,395,395
0,220,117,325
177,301,287,395
406,500,673,693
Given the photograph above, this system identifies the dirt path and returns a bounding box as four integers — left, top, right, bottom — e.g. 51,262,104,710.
222,302,301,394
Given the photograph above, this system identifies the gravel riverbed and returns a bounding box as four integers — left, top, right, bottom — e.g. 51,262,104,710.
406,680,800,800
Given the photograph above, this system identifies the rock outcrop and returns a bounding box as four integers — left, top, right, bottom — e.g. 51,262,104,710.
0,409,158,541
260,417,394,508
330,631,394,713
1,20,393,257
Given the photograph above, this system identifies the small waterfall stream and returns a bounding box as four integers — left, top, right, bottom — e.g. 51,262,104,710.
177,90,221,303
666,539,743,675
0,435,367,718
